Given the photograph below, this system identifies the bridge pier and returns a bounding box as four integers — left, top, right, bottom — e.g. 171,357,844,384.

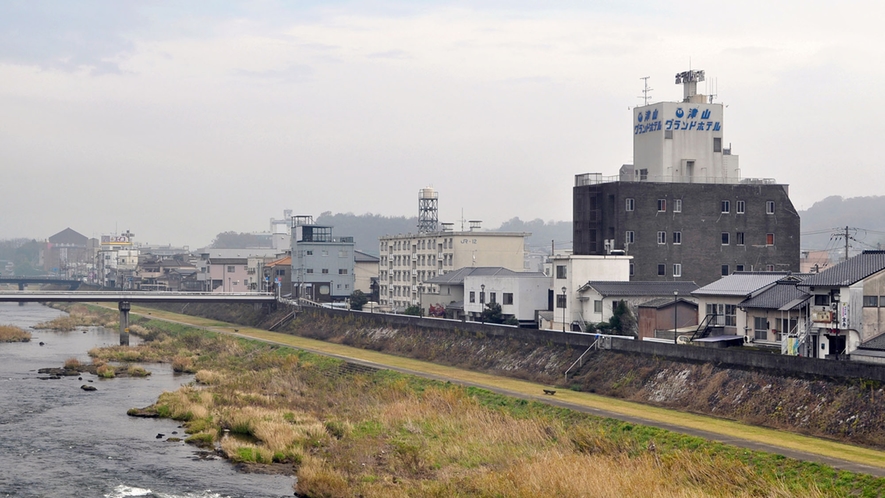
119,301,131,346
18,283,25,305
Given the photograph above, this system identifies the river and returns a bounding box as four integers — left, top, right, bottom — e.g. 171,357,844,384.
0,303,295,498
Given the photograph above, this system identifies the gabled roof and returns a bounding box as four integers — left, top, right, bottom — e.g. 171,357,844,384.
638,297,698,309
797,251,885,288
580,281,699,297
48,228,88,246
740,281,810,310
692,272,790,297
354,250,380,263
267,255,292,267
424,267,544,285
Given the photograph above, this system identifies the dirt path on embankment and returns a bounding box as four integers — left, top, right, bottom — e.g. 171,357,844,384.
102,303,885,478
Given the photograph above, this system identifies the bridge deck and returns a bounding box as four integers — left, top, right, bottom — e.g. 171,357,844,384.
0,291,277,303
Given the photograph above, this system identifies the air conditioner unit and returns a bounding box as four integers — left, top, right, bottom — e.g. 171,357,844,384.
811,311,833,323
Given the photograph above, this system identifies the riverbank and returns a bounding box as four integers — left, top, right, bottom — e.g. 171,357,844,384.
150,302,885,451
69,303,885,496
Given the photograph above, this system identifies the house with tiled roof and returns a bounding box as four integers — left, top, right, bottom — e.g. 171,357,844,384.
796,251,885,359
578,281,699,326
691,272,792,338
739,280,811,354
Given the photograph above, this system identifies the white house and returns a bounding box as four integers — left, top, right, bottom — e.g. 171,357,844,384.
424,267,548,326
550,254,632,331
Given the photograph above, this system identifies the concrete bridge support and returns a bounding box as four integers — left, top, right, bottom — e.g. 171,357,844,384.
119,301,131,346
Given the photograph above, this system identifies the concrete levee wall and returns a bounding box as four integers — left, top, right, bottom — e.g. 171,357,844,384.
302,307,885,382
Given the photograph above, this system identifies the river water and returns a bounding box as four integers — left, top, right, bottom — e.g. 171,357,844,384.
0,303,295,498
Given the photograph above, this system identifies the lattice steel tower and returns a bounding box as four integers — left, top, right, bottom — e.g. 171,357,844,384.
417,187,439,233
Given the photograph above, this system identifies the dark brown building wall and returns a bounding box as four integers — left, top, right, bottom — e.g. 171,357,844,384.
574,181,800,286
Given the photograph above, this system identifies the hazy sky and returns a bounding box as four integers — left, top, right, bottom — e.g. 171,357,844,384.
2,1,882,248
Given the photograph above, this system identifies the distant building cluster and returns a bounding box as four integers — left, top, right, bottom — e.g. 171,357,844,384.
18,68,885,362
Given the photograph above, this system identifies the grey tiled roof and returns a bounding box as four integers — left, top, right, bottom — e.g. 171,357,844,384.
638,297,698,309
582,281,699,297
692,272,790,297
798,251,885,288
740,281,810,310
424,267,545,285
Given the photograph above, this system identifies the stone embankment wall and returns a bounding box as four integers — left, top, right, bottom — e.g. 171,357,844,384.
149,302,885,450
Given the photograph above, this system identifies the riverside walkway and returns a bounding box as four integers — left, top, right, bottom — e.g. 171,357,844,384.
102,302,885,479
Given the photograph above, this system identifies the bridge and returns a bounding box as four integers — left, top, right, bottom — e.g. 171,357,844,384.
0,276,83,290
0,291,277,345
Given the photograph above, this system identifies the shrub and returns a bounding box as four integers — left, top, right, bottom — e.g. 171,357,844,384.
127,366,151,377
0,325,31,342
64,357,82,369
96,364,116,378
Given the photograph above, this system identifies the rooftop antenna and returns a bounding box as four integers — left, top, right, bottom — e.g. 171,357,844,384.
708,77,718,104
459,208,466,231
638,76,653,105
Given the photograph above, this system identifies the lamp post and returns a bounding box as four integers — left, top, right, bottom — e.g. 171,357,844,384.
480,284,485,323
673,290,678,344
561,286,567,332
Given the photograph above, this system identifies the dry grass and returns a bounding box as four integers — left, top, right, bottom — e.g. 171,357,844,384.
64,357,82,369
0,324,31,342
76,304,882,497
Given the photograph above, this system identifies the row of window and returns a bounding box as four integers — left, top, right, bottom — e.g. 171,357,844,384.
300,268,348,275
652,263,773,277
467,291,515,305
383,238,456,252
635,231,776,246
626,198,776,214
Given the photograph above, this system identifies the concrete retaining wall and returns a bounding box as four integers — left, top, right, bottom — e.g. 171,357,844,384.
302,307,885,382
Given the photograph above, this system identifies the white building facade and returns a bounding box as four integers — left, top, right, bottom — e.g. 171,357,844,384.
379,230,528,312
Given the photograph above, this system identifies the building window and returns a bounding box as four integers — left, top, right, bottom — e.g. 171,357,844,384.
673,231,682,245
736,200,745,214
639,169,648,180
721,232,730,245
673,264,682,277
306,269,314,274
736,264,745,272
665,130,673,139
721,265,729,276
657,231,666,244
625,231,635,245
625,198,635,212
469,291,475,303
814,295,830,306
707,303,737,326
555,293,567,309
594,300,603,313
657,264,665,276
629,262,634,276
766,264,775,271
306,250,313,255
227,266,235,272
657,199,666,212
556,265,567,279
754,317,768,341
714,137,722,153
503,293,514,305
863,296,879,307
490,292,496,304
736,232,745,246
766,233,775,246
276,269,285,276
321,269,329,274
721,200,730,213
338,269,348,275
673,199,682,213
766,201,775,214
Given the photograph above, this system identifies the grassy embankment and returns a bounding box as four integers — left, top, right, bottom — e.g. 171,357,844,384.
45,303,885,497
0,324,31,342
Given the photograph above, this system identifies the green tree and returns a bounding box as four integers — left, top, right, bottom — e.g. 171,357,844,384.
481,302,506,324
609,300,637,337
403,305,422,316
349,290,368,311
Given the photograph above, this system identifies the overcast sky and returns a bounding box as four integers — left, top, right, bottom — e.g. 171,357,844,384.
1,1,882,248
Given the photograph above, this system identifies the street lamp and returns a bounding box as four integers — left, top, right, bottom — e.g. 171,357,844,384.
673,290,679,344
561,286,567,332
480,284,485,323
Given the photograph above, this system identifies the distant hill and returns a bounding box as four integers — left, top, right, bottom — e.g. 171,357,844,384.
799,195,885,253
314,212,573,256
